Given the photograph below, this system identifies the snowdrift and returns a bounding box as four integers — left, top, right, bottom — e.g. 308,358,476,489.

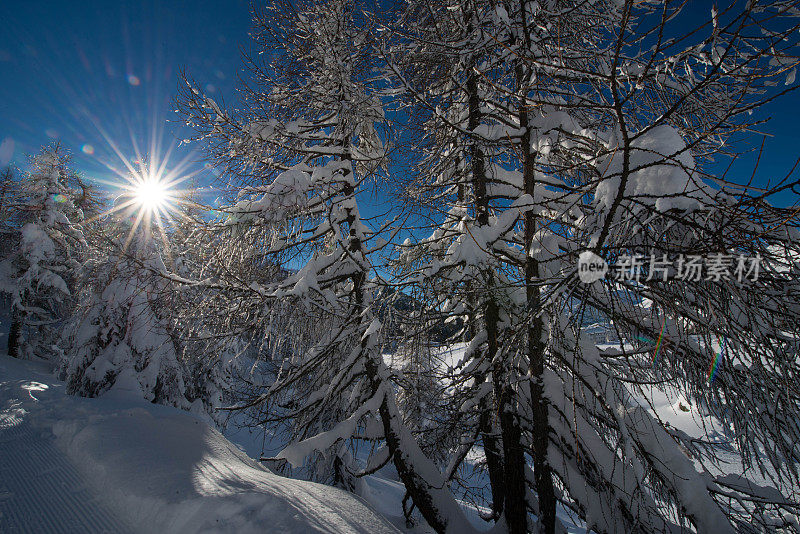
0,355,399,533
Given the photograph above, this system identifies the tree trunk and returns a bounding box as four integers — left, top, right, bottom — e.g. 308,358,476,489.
487,297,528,534
8,308,21,358
478,389,506,519
467,65,522,526
516,29,557,530
345,147,470,532
456,156,506,519
527,312,556,534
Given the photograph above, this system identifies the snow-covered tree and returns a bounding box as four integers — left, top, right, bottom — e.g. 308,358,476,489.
60,202,188,409
387,0,800,532
177,0,483,529
0,145,85,360
1,165,22,356
163,202,239,426
0,166,20,227
169,0,800,532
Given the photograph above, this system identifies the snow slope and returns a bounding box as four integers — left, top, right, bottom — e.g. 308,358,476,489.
0,355,399,534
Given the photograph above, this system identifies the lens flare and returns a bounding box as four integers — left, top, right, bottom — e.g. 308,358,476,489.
134,177,167,211
709,337,724,384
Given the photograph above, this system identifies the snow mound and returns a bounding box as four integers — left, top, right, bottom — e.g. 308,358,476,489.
0,355,399,534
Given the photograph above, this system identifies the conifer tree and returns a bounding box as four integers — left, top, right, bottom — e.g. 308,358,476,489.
60,189,188,408
0,145,85,360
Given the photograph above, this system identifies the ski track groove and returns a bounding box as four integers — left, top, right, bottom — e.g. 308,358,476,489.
0,405,132,533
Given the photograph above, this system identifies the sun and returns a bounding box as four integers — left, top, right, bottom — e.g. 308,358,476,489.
88,148,204,257
107,165,185,255
134,177,168,211
125,169,176,218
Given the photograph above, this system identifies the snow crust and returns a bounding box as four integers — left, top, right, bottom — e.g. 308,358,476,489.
0,355,399,534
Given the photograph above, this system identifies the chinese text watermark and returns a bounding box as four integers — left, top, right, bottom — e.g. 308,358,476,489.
578,252,761,284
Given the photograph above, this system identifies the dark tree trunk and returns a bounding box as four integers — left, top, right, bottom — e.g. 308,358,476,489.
378,393,448,533
467,65,519,525
487,297,528,534
347,146,464,532
527,315,556,534
478,389,506,519
499,392,527,534
361,353,469,534
456,153,506,519
8,309,21,358
516,14,557,527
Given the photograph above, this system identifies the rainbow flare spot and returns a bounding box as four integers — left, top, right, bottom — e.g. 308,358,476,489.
709,337,724,384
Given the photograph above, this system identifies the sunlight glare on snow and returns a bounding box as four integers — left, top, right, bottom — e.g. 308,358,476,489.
21,381,49,401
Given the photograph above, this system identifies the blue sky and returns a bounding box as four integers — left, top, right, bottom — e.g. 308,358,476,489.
1,1,798,209
0,0,251,201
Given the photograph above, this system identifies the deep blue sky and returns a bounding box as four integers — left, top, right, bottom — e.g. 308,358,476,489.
0,0,252,202
1,1,799,209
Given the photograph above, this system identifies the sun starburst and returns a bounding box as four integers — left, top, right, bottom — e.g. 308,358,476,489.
89,154,200,258
134,177,169,211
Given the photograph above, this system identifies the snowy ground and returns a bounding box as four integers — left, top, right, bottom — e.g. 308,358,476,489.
0,355,400,533
225,404,505,534
1,341,778,533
